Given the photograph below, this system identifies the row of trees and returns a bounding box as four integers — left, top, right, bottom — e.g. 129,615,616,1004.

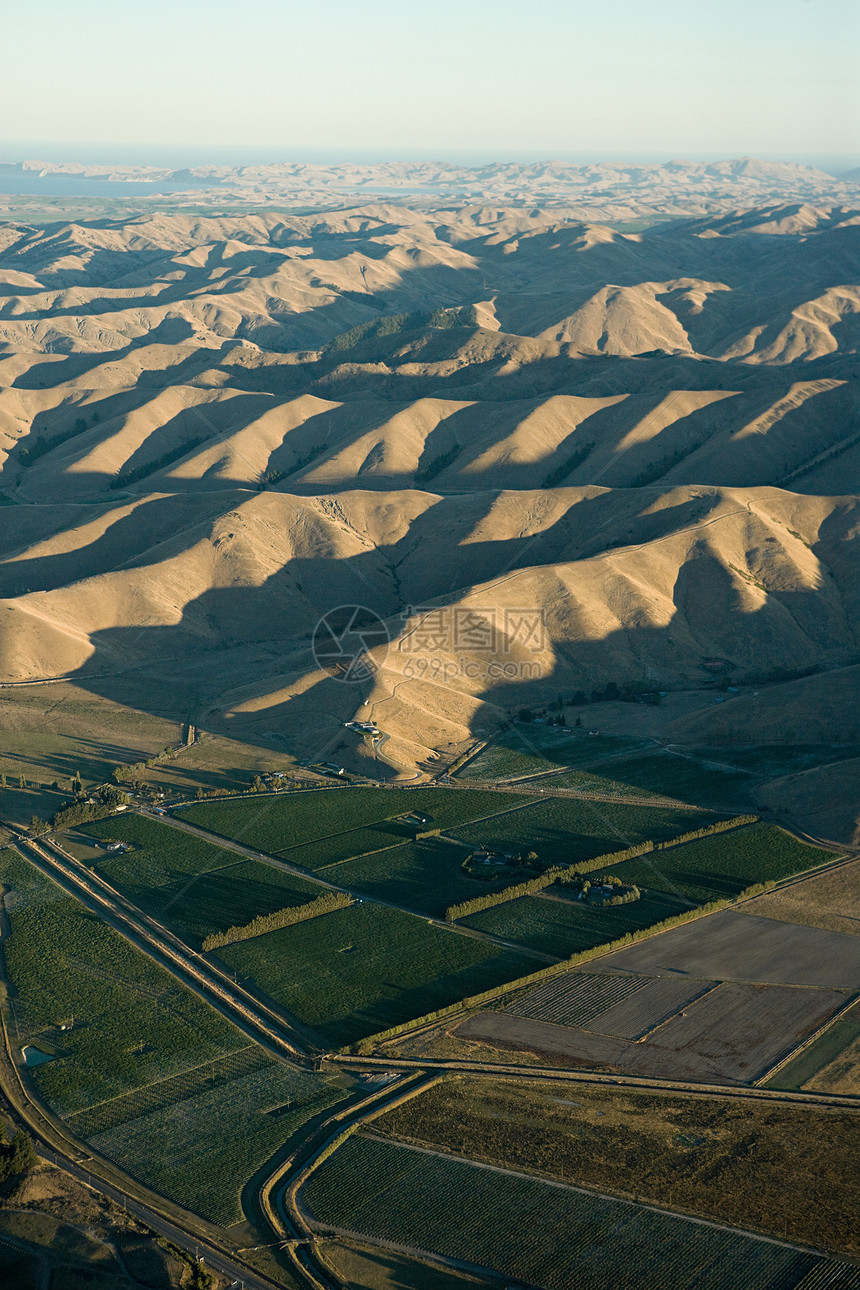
353,876,779,1054
202,891,352,951
653,814,758,850
443,817,757,922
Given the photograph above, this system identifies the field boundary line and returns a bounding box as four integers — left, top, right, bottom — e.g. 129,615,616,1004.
630,981,722,1044
63,1042,262,1123
755,994,860,1088
352,1132,844,1259
160,856,249,913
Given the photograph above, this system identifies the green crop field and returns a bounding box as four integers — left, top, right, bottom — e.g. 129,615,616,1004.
0,849,246,1114
215,902,537,1046
0,849,347,1226
85,814,238,907
591,753,755,810
89,1057,345,1226
453,796,705,868
285,825,414,871
462,890,688,958
150,859,323,947
302,1135,838,1290
84,816,322,946
608,823,830,903
459,732,648,780
181,787,529,865
323,838,528,918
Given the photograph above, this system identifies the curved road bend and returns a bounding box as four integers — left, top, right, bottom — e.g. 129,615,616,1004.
0,983,292,1290
328,1054,860,1111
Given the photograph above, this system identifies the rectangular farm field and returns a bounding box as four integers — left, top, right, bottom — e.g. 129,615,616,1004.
459,732,647,780
181,787,525,861
608,823,829,903
462,890,687,958
89,1058,346,1225
0,849,246,1115
593,753,755,810
215,902,536,1046
453,796,705,868
85,814,236,911
537,769,652,797
155,859,323,947
326,838,528,918
302,1134,832,1290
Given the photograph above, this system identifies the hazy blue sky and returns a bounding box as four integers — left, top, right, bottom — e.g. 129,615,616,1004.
5,0,858,162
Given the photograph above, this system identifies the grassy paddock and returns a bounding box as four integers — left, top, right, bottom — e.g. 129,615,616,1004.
216,902,537,1046
607,823,829,903
371,1078,860,1256
303,1133,843,1288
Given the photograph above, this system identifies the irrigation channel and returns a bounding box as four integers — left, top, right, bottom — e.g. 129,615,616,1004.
2,821,858,1290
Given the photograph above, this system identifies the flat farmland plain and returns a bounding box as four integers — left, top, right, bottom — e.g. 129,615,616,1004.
625,981,851,1083
581,976,716,1040
458,733,648,780
453,797,705,867
459,979,851,1084
0,849,246,1113
608,823,829,903
743,856,860,938
322,837,514,918
461,890,688,958
86,813,239,907
593,909,860,988
0,850,346,1224
504,971,712,1040
88,1057,345,1226
215,902,537,1046
153,858,324,947
85,816,321,946
592,752,755,810
454,907,860,1083
373,1078,860,1255
302,1134,854,1290
181,788,528,862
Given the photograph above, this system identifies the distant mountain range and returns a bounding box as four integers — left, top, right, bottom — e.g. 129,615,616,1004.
1,157,858,218
0,198,858,785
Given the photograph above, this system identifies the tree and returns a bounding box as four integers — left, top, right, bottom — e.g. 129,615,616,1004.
29,816,48,836
0,1130,36,1182
96,785,129,808
18,775,24,789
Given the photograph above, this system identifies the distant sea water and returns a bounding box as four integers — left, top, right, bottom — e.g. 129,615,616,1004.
0,174,217,197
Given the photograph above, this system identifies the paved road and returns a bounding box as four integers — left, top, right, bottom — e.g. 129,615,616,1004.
328,1053,860,1109
0,966,290,1290
154,808,560,964
17,834,314,1067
